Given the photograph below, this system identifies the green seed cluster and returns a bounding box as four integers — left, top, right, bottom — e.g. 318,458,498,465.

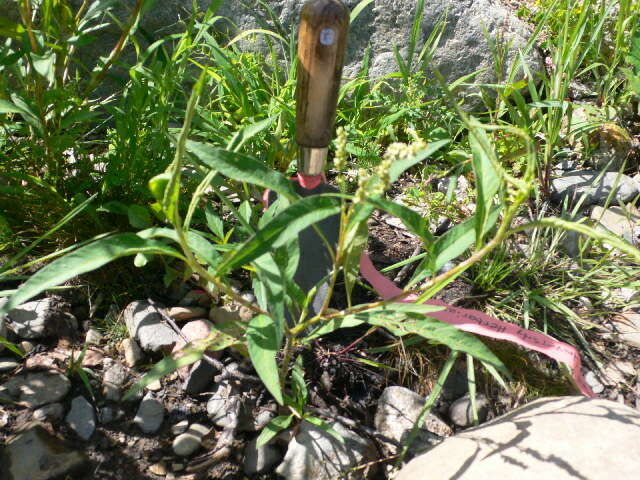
354,132,428,202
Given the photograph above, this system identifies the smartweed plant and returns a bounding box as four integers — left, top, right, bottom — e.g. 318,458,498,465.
3,66,640,453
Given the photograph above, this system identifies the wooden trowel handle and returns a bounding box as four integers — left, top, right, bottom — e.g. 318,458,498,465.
296,0,349,166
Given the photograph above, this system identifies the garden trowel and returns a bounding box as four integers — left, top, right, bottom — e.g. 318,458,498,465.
289,0,349,320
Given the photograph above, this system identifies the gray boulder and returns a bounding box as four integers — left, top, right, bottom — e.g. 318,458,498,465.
9,1,539,110
216,0,540,108
396,396,640,480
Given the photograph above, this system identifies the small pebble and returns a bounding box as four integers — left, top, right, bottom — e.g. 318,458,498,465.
149,462,167,476
65,396,96,440
134,393,164,433
585,371,605,394
179,289,211,307
19,341,35,353
33,403,65,422
172,463,184,472
168,306,208,322
121,338,144,367
85,328,103,345
171,419,189,436
0,358,20,372
449,394,490,428
146,379,162,391
102,362,127,401
254,408,276,431
172,423,209,456
243,437,283,475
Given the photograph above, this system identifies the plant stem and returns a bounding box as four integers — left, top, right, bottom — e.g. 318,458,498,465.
396,350,459,467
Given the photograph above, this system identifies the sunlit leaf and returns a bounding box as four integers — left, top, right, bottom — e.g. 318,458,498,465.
0,234,185,314
247,314,283,405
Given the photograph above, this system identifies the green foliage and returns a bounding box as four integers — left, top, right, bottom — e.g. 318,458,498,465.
3,0,640,460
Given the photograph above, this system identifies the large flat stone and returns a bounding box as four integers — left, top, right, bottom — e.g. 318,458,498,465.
0,371,70,408
396,396,640,480
0,425,86,480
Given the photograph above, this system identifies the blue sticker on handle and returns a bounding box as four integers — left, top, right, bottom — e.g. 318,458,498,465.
320,28,336,46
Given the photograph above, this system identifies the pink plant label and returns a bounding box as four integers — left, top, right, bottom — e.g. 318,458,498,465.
359,253,596,397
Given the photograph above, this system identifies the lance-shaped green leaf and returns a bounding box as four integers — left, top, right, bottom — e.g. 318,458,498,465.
256,415,293,448
124,349,204,400
366,196,434,244
186,141,296,200
137,227,220,267
217,195,340,275
469,129,500,244
0,234,185,315
303,317,365,343
247,314,284,405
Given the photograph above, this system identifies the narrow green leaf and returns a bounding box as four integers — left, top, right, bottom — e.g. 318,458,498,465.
247,314,284,405
0,16,25,38
366,197,433,244
227,117,274,152
256,415,293,448
148,173,171,203
205,206,225,239
0,100,22,114
367,303,444,315
0,336,24,357
470,129,500,244
31,52,56,83
186,141,296,200
0,234,185,314
303,317,364,343
218,195,340,275
350,0,375,23
124,349,204,400
410,207,500,286
137,227,220,267
291,357,308,406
